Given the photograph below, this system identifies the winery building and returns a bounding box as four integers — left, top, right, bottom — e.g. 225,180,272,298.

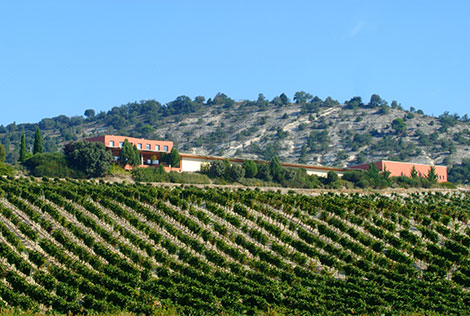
350,160,448,183
84,135,448,182
84,135,347,177
85,135,181,171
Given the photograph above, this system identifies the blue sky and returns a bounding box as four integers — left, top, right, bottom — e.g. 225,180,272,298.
1,1,469,126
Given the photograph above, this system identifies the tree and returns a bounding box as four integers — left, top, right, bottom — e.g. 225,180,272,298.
427,166,438,184
269,156,284,182
293,91,313,104
256,164,272,182
382,166,392,184
162,148,180,168
326,171,339,184
243,160,258,178
345,96,363,110
84,109,95,118
367,163,381,183
229,164,245,182
33,127,43,155
64,141,113,177
194,96,205,105
0,144,5,163
165,95,197,116
377,104,390,115
209,160,226,178
256,93,268,108
369,94,384,108
410,166,418,179
212,93,234,108
279,93,289,105
19,130,27,162
118,139,140,167
448,159,470,184
391,118,407,135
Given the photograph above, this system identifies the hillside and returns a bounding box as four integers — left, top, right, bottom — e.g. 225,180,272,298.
1,93,469,168
0,177,469,315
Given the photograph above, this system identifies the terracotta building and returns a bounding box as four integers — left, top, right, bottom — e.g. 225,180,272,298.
85,135,181,171
350,160,447,183
85,136,448,182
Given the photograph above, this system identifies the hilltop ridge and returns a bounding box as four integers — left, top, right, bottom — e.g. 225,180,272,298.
1,93,468,169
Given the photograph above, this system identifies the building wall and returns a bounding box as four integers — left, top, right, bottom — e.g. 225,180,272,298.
179,154,347,178
84,136,349,176
351,160,447,183
181,157,207,172
85,135,173,153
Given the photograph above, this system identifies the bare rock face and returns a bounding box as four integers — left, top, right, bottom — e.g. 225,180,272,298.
143,103,468,167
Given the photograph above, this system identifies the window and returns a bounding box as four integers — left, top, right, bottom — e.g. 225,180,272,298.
153,159,159,165
109,141,114,147
147,159,152,164
114,156,119,161
137,143,142,150
155,145,160,151
164,145,169,152
146,144,151,150
119,142,123,148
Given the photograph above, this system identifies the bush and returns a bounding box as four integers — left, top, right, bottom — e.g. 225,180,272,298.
281,168,323,189
243,160,258,178
393,176,419,188
0,163,16,177
229,165,245,182
256,164,272,182
440,182,457,189
23,153,82,178
239,178,281,187
208,160,226,178
108,164,130,176
132,166,169,182
168,172,210,184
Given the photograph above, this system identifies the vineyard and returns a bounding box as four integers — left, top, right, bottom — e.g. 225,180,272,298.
0,177,469,315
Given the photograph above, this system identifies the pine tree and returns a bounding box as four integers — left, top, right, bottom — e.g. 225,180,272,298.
161,148,181,168
33,127,43,155
427,166,438,184
410,166,418,179
269,156,284,182
168,148,180,168
19,130,27,162
0,144,5,163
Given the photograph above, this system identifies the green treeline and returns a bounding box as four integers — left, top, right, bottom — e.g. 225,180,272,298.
0,91,469,183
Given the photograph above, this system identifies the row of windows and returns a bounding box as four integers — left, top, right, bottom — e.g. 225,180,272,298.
109,141,168,152
113,156,160,165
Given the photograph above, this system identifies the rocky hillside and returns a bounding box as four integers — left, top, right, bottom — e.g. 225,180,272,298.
1,93,469,167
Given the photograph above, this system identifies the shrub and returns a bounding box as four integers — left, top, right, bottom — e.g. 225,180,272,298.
168,172,210,184
132,166,169,182
23,153,81,178
0,163,16,176
243,160,258,178
229,165,245,182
